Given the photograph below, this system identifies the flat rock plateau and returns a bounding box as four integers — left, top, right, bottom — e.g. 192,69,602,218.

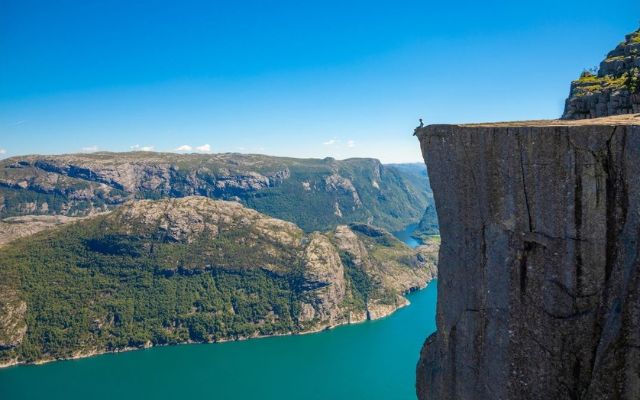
416,114,640,399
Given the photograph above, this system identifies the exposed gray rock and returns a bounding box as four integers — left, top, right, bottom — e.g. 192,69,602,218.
416,115,640,399
299,233,347,324
0,289,26,350
324,173,363,208
563,29,640,119
2,154,288,199
0,214,99,247
0,152,430,233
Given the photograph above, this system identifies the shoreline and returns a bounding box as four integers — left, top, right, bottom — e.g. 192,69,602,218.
0,281,430,370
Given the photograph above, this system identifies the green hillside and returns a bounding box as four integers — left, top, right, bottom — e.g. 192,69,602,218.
0,197,436,366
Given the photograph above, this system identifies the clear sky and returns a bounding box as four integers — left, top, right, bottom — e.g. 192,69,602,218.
1,1,639,162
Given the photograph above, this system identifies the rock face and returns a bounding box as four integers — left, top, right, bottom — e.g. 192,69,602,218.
299,233,348,324
0,214,92,247
416,115,640,399
563,29,640,119
0,289,27,350
0,152,430,233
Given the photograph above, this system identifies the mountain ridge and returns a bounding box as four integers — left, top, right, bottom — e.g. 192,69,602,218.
0,152,430,233
0,196,437,368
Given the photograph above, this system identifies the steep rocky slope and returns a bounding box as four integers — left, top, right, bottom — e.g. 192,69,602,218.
412,204,439,242
416,115,640,399
388,163,440,241
0,196,436,367
563,29,640,119
0,215,96,247
0,152,429,232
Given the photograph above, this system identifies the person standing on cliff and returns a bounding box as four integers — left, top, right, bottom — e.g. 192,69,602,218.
413,118,424,135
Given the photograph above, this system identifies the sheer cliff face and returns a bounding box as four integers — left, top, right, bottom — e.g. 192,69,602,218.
416,115,640,399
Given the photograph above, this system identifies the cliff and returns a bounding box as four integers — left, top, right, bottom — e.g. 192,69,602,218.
416,114,640,399
0,152,429,233
0,196,436,367
563,29,640,119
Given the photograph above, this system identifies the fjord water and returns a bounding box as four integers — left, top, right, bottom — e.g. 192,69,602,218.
0,225,437,400
392,223,422,249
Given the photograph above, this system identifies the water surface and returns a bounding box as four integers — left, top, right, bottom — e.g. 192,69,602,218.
0,225,437,400
392,223,421,249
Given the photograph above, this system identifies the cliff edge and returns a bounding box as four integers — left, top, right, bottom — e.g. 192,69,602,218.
416,114,640,399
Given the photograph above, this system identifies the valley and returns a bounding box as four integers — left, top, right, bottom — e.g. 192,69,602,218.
0,194,437,368
0,223,438,400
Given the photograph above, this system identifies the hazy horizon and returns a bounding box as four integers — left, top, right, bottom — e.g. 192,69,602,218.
0,148,428,165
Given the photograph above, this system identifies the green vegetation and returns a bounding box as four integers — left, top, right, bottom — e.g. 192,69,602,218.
226,159,430,232
627,67,640,94
577,70,598,81
340,251,372,308
0,186,98,217
0,199,433,365
412,203,439,242
0,155,430,233
0,217,304,364
567,29,640,99
573,72,628,95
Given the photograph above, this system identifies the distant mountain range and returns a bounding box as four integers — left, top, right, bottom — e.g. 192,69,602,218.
0,152,433,233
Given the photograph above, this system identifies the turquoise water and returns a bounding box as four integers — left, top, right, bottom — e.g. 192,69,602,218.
0,226,437,400
392,223,421,249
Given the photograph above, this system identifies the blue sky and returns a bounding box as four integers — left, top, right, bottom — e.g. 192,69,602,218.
1,1,639,162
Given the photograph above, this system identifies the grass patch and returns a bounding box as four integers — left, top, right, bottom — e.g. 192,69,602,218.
573,73,629,96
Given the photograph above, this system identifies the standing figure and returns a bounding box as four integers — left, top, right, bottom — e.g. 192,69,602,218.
413,118,424,136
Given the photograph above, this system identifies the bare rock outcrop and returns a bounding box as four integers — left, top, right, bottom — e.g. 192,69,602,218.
324,174,363,208
416,115,640,399
0,152,430,233
0,153,290,218
0,289,26,350
0,214,95,247
111,196,302,246
299,233,347,324
563,29,640,119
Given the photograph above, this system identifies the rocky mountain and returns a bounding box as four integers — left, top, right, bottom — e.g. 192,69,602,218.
0,152,430,233
415,114,640,399
0,196,436,367
413,204,439,241
385,163,440,241
0,214,100,247
563,28,640,119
